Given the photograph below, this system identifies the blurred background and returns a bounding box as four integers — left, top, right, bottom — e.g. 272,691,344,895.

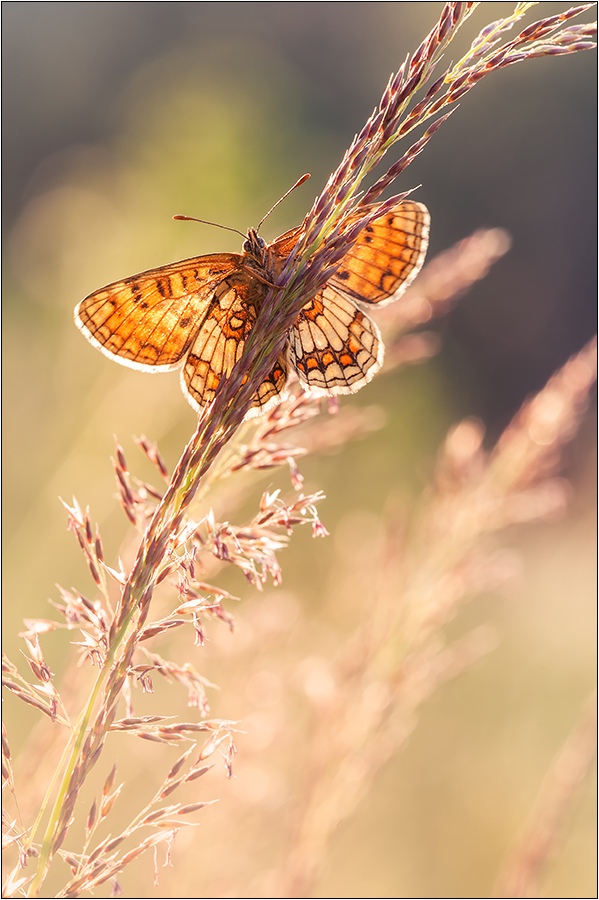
3,3,596,897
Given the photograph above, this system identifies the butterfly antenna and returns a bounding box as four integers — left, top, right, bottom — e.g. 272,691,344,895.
256,173,311,233
172,215,246,239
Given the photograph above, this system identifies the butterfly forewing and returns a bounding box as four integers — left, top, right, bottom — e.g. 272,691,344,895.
75,254,242,371
328,200,430,306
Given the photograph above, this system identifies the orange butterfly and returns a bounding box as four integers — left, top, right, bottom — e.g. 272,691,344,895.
75,199,430,418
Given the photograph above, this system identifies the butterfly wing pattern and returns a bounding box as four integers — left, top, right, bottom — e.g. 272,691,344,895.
75,255,243,370
75,199,429,416
181,273,288,415
287,200,429,396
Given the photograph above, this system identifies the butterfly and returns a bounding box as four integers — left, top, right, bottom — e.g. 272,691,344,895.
75,199,430,418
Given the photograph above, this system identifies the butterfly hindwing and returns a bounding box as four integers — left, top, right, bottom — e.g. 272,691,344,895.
247,354,288,417
181,276,257,409
288,285,383,395
181,275,287,415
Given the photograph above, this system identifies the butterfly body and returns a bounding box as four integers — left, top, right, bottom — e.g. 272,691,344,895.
75,200,430,417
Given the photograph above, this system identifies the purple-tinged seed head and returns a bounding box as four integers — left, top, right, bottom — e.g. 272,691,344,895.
438,4,454,41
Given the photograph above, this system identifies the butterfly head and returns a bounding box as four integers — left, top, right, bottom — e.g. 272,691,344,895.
243,228,267,262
